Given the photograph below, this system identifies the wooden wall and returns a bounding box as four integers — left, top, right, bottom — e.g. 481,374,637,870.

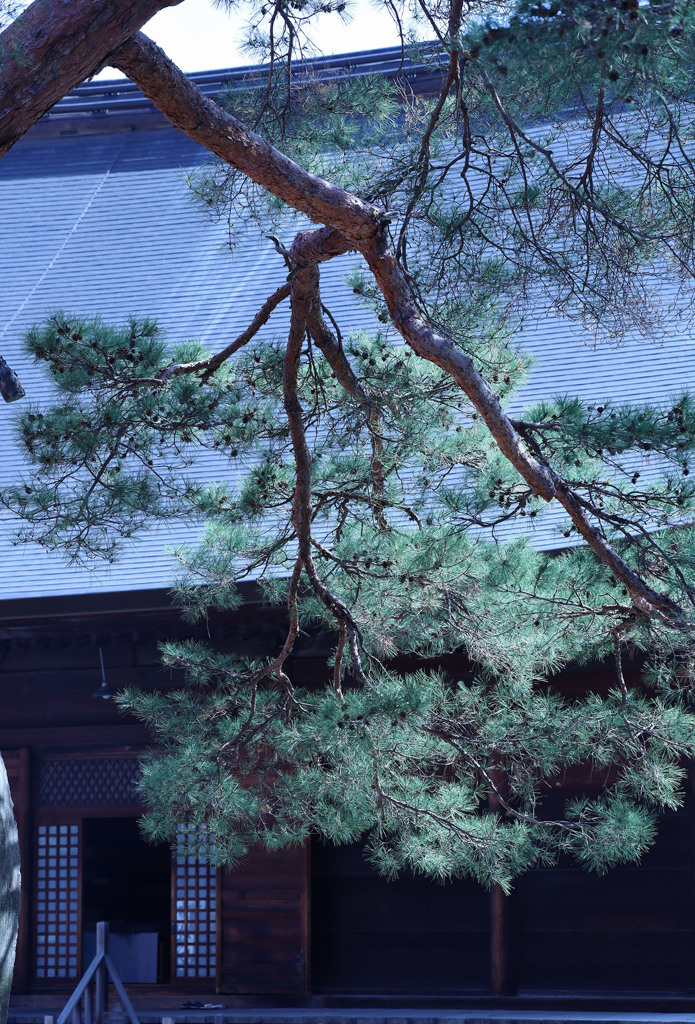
311,840,489,994
219,847,308,995
0,595,309,999
309,795,695,998
512,789,695,994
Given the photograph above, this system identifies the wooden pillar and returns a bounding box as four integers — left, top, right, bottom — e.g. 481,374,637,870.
488,760,514,996
490,883,512,995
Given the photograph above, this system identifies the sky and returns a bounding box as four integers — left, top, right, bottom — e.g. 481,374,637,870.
95,0,405,80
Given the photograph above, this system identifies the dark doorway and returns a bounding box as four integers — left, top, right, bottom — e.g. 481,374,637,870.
82,817,171,982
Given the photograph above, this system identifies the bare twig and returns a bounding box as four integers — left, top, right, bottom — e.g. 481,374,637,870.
159,281,291,384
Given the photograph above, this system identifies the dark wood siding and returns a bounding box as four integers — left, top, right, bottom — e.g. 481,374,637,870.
218,845,308,995
4,609,695,1001
311,840,489,994
514,797,695,994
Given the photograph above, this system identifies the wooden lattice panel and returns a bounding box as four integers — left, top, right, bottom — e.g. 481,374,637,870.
173,826,218,979
37,758,141,806
34,824,80,980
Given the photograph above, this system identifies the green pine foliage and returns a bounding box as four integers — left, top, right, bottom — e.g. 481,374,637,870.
7,1,695,887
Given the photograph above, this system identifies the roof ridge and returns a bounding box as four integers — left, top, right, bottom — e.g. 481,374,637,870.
45,42,445,122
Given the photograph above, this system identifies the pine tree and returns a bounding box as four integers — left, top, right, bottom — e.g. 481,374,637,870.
5,0,695,894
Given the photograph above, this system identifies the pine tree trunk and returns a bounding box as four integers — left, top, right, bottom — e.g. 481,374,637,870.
0,755,20,1024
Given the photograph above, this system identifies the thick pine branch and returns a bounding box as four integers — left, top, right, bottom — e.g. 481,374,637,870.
361,238,683,623
109,32,685,625
112,33,380,242
0,0,183,159
284,264,367,682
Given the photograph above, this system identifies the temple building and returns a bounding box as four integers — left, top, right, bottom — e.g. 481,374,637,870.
1,50,695,1012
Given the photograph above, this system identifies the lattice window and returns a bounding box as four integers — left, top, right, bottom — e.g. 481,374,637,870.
173,826,217,979
35,824,80,980
38,758,141,806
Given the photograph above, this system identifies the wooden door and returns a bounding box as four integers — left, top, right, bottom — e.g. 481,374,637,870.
218,844,308,995
30,752,142,987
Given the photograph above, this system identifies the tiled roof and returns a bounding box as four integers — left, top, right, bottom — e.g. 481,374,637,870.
0,99,375,599
0,57,693,600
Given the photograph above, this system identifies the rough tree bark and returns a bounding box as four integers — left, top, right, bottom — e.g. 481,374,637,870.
0,758,19,1024
0,357,23,403
0,0,183,159
112,34,378,240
